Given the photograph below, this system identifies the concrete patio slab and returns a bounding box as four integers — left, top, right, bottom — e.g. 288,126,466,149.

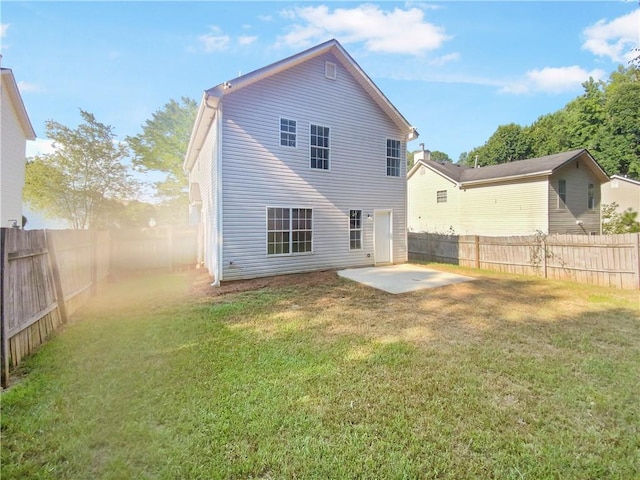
338,264,475,294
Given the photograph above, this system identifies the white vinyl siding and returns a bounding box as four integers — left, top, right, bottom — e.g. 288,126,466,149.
409,165,549,236
407,166,460,233
461,178,548,236
217,51,407,280
602,177,640,214
188,113,219,276
1,83,29,226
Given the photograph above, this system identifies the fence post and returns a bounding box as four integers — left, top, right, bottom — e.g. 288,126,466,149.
635,233,640,290
45,231,68,325
1,229,10,388
90,230,98,296
475,236,480,269
542,237,548,279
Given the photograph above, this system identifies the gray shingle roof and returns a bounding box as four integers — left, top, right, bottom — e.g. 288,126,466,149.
418,149,608,185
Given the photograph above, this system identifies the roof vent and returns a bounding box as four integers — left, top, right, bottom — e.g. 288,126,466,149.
325,61,337,80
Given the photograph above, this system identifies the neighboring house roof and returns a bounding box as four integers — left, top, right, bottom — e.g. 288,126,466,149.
609,174,640,187
185,39,418,171
409,149,609,186
1,67,36,140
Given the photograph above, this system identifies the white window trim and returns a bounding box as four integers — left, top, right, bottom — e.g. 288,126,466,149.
265,206,314,257
349,209,363,251
279,117,297,149
325,61,337,80
436,190,448,203
386,138,402,178
309,123,331,172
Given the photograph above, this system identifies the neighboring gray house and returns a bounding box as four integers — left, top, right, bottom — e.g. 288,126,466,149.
1,66,36,228
602,175,640,214
408,148,609,236
185,39,418,283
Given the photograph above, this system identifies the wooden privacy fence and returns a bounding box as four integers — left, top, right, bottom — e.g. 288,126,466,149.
0,225,198,388
408,232,640,290
110,225,198,273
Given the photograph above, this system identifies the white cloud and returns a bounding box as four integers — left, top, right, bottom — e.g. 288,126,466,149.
582,9,640,62
429,52,460,66
238,35,258,46
198,26,230,53
277,4,450,55
1,23,9,38
17,81,42,93
26,138,56,158
501,66,606,94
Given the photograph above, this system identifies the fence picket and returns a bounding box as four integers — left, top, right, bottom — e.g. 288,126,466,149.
408,232,639,290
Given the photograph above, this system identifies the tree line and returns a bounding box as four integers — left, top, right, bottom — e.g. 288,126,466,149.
458,65,640,179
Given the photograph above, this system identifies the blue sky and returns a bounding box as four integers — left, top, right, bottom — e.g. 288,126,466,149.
2,1,638,165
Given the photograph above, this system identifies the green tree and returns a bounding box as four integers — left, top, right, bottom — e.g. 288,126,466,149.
430,150,452,163
602,203,640,233
463,124,532,167
126,97,198,224
462,65,640,178
24,110,139,229
406,150,415,169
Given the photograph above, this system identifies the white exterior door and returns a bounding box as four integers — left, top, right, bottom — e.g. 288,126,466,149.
374,210,392,265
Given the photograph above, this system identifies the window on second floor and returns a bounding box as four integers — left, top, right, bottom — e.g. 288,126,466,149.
280,118,296,147
386,139,401,177
437,190,447,203
558,179,567,209
588,183,595,209
310,124,330,170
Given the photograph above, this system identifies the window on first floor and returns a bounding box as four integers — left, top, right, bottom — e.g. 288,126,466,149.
558,179,567,208
267,207,312,255
349,210,362,250
386,139,401,177
436,190,447,203
588,183,595,209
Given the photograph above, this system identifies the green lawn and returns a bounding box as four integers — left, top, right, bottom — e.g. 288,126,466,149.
1,266,639,479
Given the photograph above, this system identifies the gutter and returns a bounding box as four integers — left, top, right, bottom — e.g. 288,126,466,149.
460,171,551,188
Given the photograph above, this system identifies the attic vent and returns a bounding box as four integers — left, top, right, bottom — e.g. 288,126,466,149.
420,166,426,175
325,61,337,80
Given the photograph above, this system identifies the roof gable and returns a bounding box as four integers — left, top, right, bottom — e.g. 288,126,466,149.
185,39,417,171
206,39,416,136
1,68,36,140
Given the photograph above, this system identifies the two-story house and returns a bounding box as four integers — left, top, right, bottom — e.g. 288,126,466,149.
1,66,36,228
185,39,418,283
